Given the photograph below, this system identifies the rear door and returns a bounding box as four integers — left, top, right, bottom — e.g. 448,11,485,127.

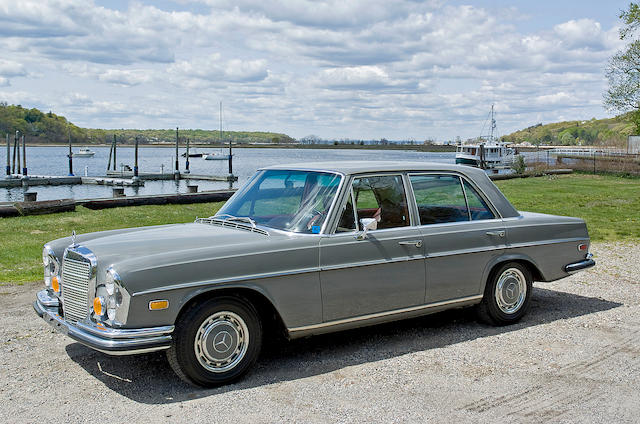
408,173,506,303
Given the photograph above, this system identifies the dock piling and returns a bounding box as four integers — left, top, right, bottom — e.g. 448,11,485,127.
12,131,18,174
185,138,190,174
175,127,180,175
112,134,117,171
107,139,113,172
16,132,21,175
67,130,74,176
21,135,27,176
5,134,9,176
134,136,139,177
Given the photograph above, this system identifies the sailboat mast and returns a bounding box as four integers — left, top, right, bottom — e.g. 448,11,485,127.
489,104,496,142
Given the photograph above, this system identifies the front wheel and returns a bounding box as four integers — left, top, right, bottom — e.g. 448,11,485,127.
167,297,262,387
476,262,532,326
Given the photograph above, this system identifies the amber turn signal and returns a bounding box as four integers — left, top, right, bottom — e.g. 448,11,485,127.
51,276,60,293
149,300,169,310
93,296,104,316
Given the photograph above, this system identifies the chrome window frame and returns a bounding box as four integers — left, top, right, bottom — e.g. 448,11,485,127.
328,172,415,235
406,171,501,227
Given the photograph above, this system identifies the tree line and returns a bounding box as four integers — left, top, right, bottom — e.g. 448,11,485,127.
0,103,295,145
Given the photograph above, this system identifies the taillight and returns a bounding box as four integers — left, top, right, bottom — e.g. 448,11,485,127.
578,243,588,252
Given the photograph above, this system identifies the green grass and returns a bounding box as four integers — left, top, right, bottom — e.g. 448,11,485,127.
1,173,638,284
494,174,640,241
0,202,223,284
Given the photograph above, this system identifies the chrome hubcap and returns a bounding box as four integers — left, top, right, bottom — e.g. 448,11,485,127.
194,311,249,373
495,268,526,314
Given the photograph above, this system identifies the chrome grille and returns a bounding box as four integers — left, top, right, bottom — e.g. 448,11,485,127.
61,255,91,323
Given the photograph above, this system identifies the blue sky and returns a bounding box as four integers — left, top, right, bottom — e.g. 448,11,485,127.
0,0,633,140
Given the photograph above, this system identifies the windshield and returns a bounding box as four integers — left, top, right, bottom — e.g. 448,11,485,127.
216,170,343,233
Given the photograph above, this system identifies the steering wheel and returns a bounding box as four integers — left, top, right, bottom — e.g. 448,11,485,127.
306,209,326,231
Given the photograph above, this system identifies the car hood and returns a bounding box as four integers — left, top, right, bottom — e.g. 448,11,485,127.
77,222,269,266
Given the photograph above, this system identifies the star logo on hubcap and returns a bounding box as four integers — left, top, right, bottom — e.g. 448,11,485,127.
213,331,232,353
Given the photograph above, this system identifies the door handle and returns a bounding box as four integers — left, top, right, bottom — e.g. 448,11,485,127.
398,240,423,248
486,230,505,237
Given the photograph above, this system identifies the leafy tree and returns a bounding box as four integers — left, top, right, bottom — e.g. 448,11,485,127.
604,3,640,133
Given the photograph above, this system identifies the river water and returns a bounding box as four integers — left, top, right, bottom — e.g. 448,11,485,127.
1,146,461,202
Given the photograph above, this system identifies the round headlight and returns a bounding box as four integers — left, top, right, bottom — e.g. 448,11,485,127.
43,248,50,267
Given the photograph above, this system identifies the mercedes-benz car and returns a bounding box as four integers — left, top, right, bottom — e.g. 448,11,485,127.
34,161,595,387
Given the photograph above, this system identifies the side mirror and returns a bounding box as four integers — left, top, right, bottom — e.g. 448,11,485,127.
356,218,378,240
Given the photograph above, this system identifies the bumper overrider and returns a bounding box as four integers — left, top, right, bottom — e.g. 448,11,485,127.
33,289,174,355
564,253,596,274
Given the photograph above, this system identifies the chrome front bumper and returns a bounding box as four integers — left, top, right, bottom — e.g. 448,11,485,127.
564,253,596,274
33,289,174,355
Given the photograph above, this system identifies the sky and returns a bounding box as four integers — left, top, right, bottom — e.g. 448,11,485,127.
0,0,633,141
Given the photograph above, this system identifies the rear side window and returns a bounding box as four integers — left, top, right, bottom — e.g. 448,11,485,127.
409,174,494,225
463,180,495,220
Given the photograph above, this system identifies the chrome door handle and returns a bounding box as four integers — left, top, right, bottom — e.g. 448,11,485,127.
486,230,505,237
398,240,423,248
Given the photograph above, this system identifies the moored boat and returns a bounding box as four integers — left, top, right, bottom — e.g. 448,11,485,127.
455,105,517,169
73,147,95,157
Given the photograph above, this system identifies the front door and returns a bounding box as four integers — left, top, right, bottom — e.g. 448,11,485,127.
319,174,426,322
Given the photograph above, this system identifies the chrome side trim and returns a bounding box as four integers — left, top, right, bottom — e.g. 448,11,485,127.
288,295,483,333
321,255,425,272
133,266,321,296
507,237,587,249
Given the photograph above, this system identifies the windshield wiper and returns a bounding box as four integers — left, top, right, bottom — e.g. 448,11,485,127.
214,214,257,229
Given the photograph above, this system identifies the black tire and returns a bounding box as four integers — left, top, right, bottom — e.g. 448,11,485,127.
476,262,532,326
167,296,262,387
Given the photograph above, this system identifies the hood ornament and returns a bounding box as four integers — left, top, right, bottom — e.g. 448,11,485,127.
71,230,77,246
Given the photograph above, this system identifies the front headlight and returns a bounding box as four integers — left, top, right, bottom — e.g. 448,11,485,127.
42,245,60,293
94,267,124,323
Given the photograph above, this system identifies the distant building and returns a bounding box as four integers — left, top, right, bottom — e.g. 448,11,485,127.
629,136,640,154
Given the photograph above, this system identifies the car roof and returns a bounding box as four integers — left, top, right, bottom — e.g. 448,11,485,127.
260,160,520,219
261,160,483,176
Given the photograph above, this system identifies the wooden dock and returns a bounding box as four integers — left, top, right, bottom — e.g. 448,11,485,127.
0,189,235,217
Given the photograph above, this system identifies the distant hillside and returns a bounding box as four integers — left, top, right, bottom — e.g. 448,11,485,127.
501,113,634,147
0,103,295,145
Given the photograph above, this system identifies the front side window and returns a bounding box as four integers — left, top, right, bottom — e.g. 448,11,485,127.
217,170,342,233
336,175,409,230
410,174,494,225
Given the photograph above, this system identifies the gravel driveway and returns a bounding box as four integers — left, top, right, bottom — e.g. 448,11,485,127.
1,241,639,423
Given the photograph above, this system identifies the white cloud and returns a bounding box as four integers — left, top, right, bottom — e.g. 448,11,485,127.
98,69,152,86
0,1,627,139
168,54,269,86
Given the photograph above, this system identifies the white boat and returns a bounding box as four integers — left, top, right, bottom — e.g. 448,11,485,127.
73,147,95,157
203,152,233,161
455,105,517,169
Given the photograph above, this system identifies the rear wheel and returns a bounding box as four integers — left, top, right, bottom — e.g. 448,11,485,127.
167,297,262,387
476,262,532,326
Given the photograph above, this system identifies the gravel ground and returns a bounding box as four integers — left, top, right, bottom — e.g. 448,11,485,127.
1,241,639,423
